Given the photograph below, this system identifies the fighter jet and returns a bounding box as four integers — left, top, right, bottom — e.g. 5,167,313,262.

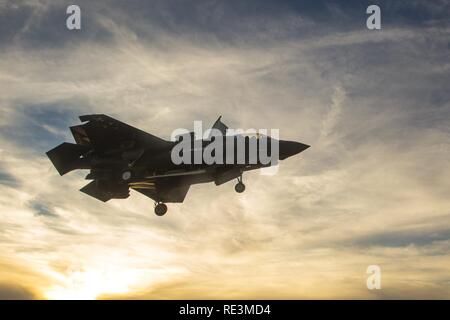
46,115,309,216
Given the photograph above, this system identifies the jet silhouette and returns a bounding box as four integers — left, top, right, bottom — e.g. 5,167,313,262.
46,115,309,216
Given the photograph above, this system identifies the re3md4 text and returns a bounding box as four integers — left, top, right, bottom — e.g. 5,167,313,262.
179,304,271,317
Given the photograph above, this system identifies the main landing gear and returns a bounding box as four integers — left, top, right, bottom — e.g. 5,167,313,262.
121,170,132,181
235,175,245,193
154,202,167,216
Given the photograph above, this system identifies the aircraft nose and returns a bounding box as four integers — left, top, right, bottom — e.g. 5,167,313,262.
279,140,310,160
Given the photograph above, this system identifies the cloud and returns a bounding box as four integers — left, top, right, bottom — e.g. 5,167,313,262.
0,168,20,187
0,0,449,299
0,283,36,300
28,200,59,218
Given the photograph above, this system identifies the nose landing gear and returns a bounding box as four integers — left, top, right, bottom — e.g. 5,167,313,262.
235,175,245,193
154,202,167,216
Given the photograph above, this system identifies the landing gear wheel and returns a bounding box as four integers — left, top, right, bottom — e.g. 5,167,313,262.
121,170,132,181
154,203,167,216
235,182,245,193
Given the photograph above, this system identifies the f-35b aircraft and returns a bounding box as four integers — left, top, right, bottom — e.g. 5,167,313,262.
46,115,309,216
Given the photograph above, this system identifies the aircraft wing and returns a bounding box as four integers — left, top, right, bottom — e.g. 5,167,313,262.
80,180,130,202
70,114,173,155
131,176,191,203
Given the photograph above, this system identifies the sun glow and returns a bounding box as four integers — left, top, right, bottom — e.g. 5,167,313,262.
44,267,142,300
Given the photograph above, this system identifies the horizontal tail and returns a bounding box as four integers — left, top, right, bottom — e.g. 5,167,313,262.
46,142,90,175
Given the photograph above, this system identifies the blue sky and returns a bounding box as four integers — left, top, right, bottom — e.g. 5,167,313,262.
0,0,449,299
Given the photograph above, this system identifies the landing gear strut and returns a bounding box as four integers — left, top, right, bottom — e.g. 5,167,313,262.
235,175,245,193
154,202,167,216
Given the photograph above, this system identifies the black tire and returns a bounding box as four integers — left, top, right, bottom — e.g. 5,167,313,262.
235,182,245,193
155,203,168,216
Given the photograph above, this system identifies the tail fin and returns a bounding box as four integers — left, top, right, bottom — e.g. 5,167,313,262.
46,142,90,175
211,116,228,135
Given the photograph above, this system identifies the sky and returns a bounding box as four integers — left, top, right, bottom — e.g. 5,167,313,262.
0,0,449,299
